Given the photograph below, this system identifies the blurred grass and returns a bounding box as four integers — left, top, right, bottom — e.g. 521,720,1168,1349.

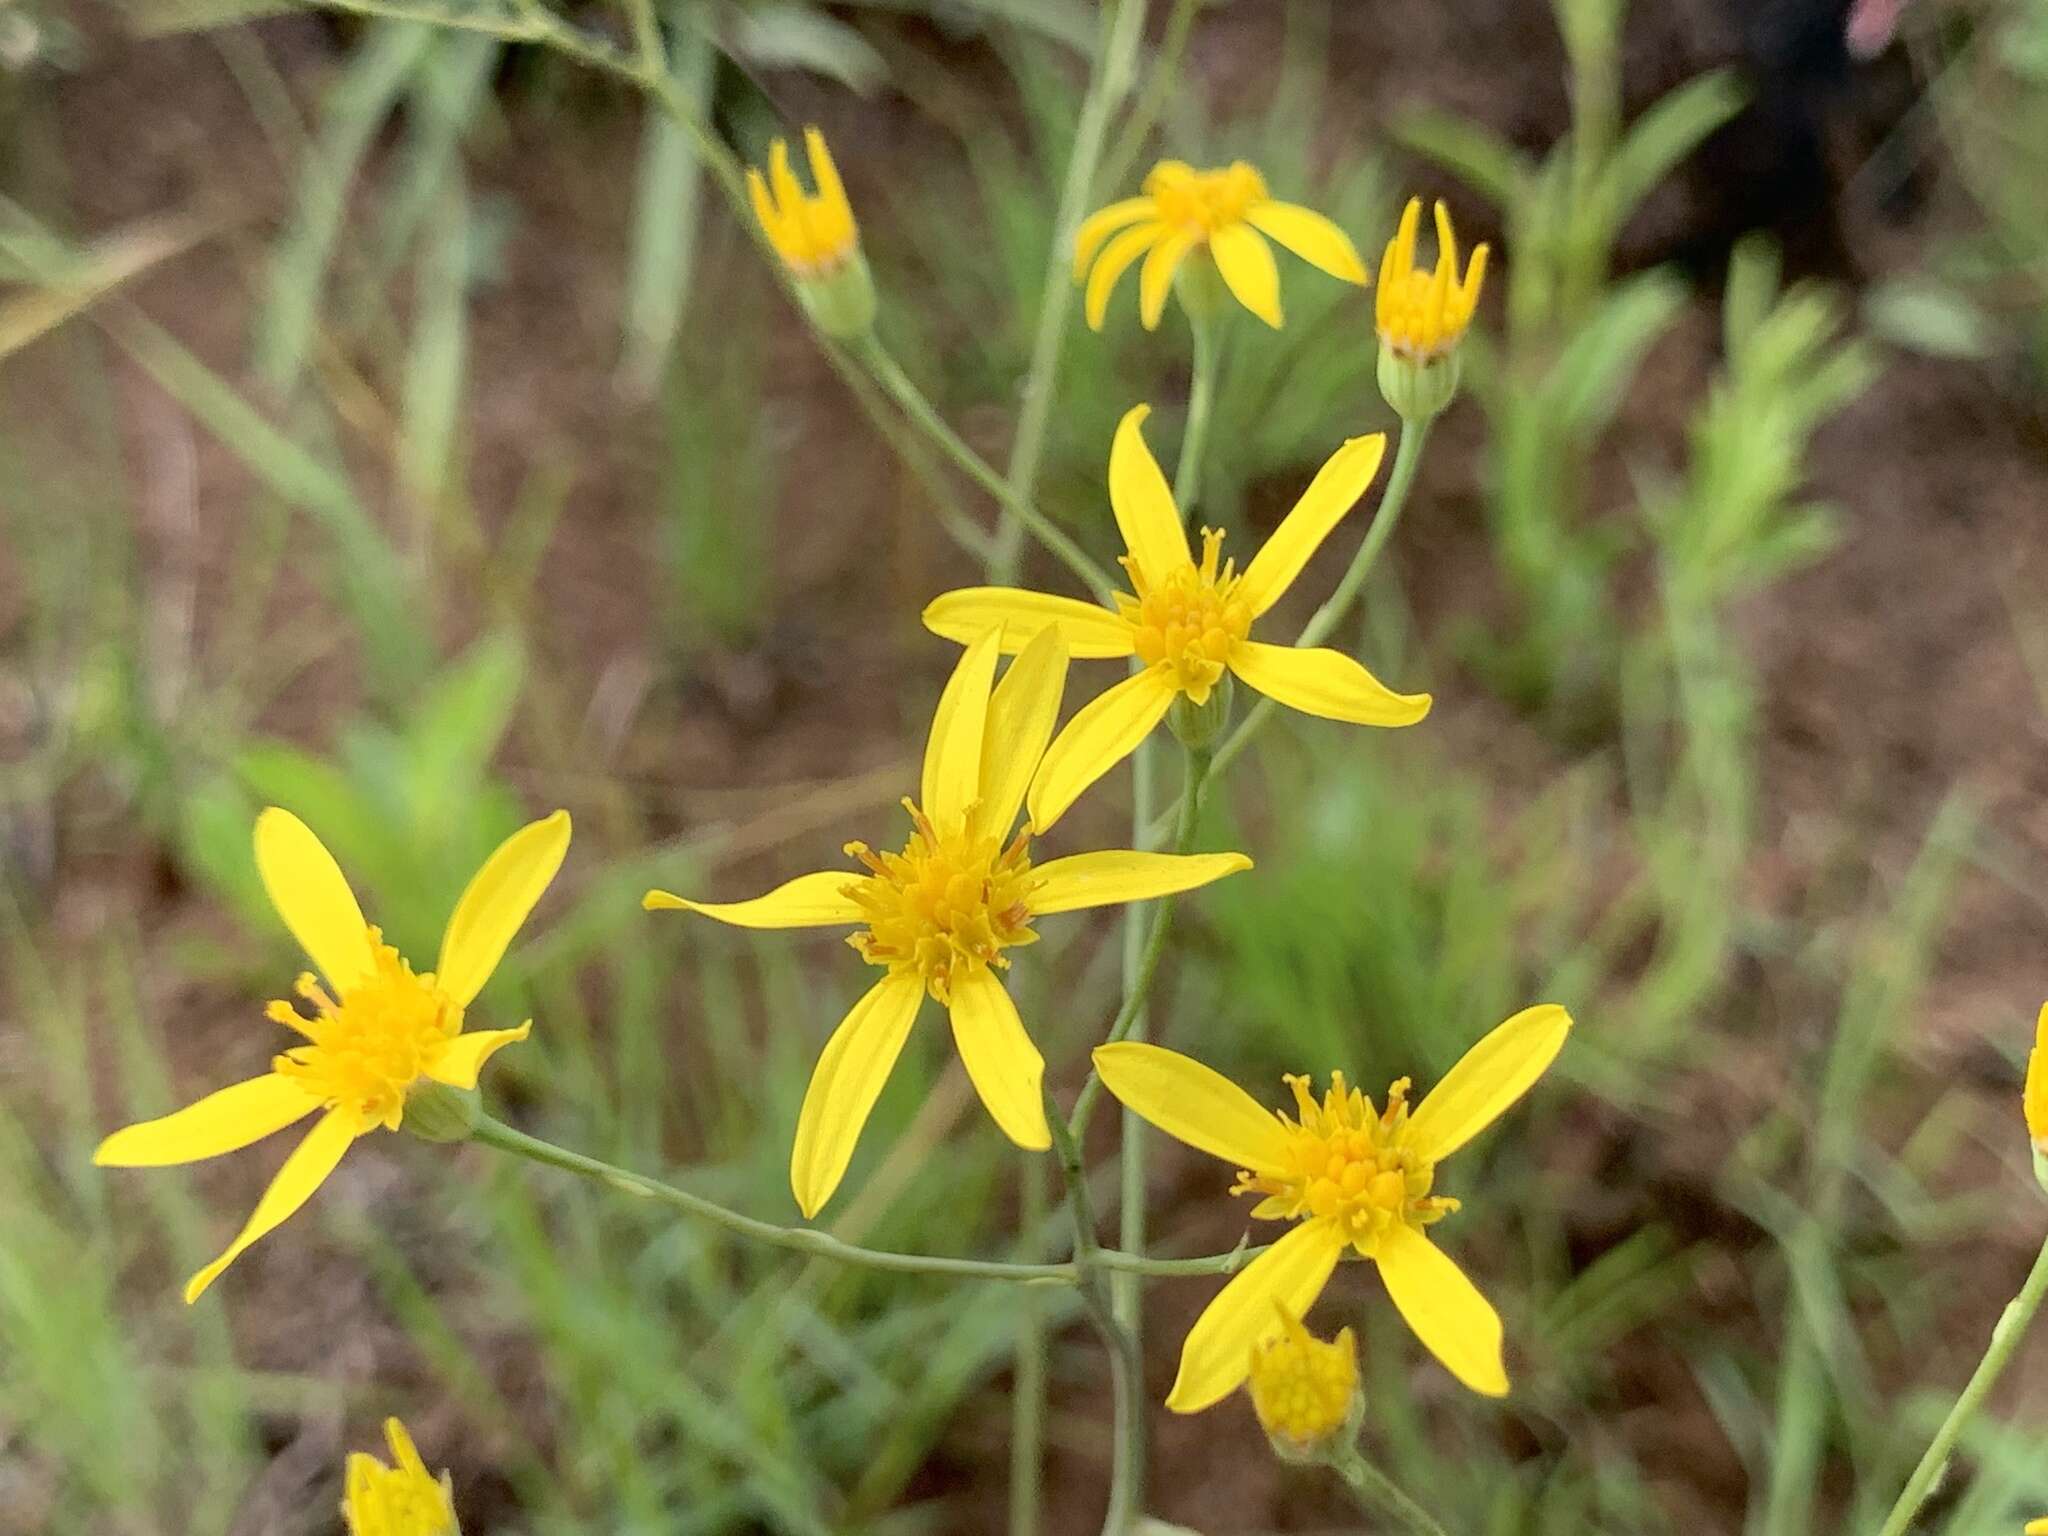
2,2,2048,1534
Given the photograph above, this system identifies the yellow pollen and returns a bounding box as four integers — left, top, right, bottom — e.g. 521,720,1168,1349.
1232,1070,1459,1255
845,800,1040,1004
1144,160,1268,239
268,929,461,1133
1116,528,1253,703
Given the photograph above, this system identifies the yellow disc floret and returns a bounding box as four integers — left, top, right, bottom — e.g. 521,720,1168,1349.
343,1417,459,1536
1144,160,1269,240
1375,197,1488,363
1248,1305,1361,1457
1233,1072,1459,1255
845,801,1039,1004
267,930,461,1133
1116,527,1254,704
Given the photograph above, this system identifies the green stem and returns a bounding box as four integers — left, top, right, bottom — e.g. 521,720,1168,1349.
1148,417,1431,841
1172,308,1218,511
986,0,1147,586
1326,1441,1458,1536
471,1112,1265,1283
1873,1230,2048,1536
1010,1156,1049,1536
1097,0,1204,195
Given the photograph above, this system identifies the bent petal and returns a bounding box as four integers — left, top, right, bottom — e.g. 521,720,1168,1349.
790,973,926,1219
1138,229,1198,331
1108,405,1193,590
183,1105,358,1303
1245,200,1369,284
1404,1004,1572,1164
1030,849,1252,915
923,628,1001,829
643,871,863,929
1375,1223,1508,1397
1228,639,1431,727
95,1073,321,1168
923,587,1136,659
425,1022,532,1090
947,969,1050,1150
2027,1001,2047,1147
1026,667,1178,834
973,626,1070,844
254,808,374,995
1209,223,1283,328
437,810,571,1006
1092,1041,1295,1174
1072,197,1155,279
1166,1220,1343,1412
1086,222,1163,331
1236,435,1387,618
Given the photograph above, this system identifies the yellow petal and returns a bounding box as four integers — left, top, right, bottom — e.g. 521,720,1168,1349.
946,968,1050,1150
746,167,783,245
1235,434,1387,617
1107,403,1193,592
804,126,849,223
1025,666,1178,834
253,807,374,995
1072,197,1156,278
1166,1219,1343,1412
1375,1223,1507,1396
2024,1001,2046,1145
922,587,1136,659
922,628,1001,827
973,625,1070,845
94,1073,321,1167
1227,639,1431,726
1085,222,1163,330
1208,223,1283,328
1030,849,1252,915
790,972,926,1219
183,1105,358,1303
1245,200,1369,284
768,138,804,221
436,810,570,1006
1404,1004,1572,1164
1138,229,1198,331
643,871,863,928
425,1022,532,1090
1092,1041,1295,1173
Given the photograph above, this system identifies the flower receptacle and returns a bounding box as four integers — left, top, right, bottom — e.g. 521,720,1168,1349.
1377,343,1462,424
404,1080,480,1145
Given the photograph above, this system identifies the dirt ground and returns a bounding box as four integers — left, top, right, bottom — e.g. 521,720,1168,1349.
11,0,2048,1531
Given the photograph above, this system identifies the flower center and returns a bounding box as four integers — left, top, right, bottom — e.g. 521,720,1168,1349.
845,800,1039,1004
1232,1072,1459,1254
1145,161,1267,238
268,929,461,1132
1116,527,1254,703
345,1461,456,1536
1248,1319,1358,1452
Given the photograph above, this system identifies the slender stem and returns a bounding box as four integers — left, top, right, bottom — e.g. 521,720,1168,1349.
986,0,1148,586
1873,1231,2048,1536
471,1112,1265,1282
1010,1155,1049,1536
1326,1442,1458,1536
1172,309,1218,513
1147,417,1431,842
1097,0,1204,195
857,336,1117,604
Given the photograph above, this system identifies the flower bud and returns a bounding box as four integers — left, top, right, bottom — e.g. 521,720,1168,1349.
344,1418,460,1536
403,1080,479,1145
747,127,873,341
1247,1304,1362,1463
1373,196,1487,422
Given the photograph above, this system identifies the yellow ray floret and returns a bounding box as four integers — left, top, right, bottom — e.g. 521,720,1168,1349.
1073,159,1367,331
922,403,1429,830
1092,1003,1571,1410
643,626,1252,1219
747,126,859,277
2028,1001,2047,1151
343,1417,460,1536
1376,197,1488,362
95,807,570,1302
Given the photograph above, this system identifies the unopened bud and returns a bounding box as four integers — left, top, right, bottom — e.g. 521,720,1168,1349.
1248,1305,1362,1463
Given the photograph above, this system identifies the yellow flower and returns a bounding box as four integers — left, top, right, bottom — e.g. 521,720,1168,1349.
924,405,1431,831
748,127,858,277
1073,159,1367,331
95,808,569,1302
1248,1302,1360,1458
645,627,1252,1218
2028,1001,2047,1152
1093,1003,1572,1410
1375,197,1488,364
2024,1520,2048,1535
343,1417,459,1536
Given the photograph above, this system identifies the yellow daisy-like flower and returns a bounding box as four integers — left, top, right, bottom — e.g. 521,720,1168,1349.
95,807,569,1302
343,1417,460,1536
747,127,858,278
1375,197,1489,364
924,404,1431,832
1248,1302,1360,1458
2024,1519,2048,1534
1093,1003,1572,1410
1073,159,1367,331
644,627,1252,1219
2027,1001,2047,1151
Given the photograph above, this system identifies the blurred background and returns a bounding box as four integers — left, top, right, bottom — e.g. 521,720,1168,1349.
5,0,2048,1530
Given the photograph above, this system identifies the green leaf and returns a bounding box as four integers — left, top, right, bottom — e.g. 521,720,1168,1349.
1548,268,1688,438
728,5,888,94
1390,109,1533,210
1861,276,1996,360
117,0,298,37
1601,69,1747,227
